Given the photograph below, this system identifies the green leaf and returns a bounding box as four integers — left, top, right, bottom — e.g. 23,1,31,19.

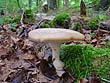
98,14,107,21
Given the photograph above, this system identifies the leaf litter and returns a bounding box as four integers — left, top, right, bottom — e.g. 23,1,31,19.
0,25,77,83
1,22,110,83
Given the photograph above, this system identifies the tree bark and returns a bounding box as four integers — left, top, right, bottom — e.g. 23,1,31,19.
80,0,86,16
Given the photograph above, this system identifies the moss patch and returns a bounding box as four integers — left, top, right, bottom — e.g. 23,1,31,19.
60,44,110,79
53,12,70,27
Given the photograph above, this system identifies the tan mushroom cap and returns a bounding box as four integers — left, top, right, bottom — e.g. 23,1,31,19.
28,28,84,42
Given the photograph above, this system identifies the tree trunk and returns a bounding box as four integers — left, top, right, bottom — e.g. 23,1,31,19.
57,0,63,9
80,0,86,16
47,0,57,9
63,0,68,7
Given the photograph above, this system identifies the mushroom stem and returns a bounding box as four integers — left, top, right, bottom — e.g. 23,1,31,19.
48,42,64,71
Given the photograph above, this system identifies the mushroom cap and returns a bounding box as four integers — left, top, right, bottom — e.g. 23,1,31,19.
28,28,84,42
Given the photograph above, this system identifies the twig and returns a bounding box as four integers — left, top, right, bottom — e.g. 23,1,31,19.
101,78,110,83
16,0,24,27
20,9,25,27
17,9,25,38
36,19,49,28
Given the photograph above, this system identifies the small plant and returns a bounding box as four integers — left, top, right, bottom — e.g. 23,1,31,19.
90,32,95,39
97,14,107,21
8,23,17,32
4,15,20,24
12,16,20,23
4,16,12,24
87,14,107,30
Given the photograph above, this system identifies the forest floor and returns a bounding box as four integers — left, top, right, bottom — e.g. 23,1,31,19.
0,10,110,83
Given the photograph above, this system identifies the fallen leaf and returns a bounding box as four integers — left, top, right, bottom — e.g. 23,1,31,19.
40,59,58,80
85,34,91,43
78,78,88,83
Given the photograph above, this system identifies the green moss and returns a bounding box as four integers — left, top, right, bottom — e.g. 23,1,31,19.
23,9,35,23
53,12,70,27
60,45,110,79
73,22,82,31
49,21,55,27
87,14,107,30
88,19,99,30
41,21,55,28
105,41,110,49
42,24,50,28
25,9,32,16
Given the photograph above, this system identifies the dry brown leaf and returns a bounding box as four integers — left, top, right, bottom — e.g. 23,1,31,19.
20,53,35,60
85,34,91,43
88,77,101,83
78,78,88,83
0,65,15,81
91,39,97,43
10,36,20,43
83,29,91,34
0,47,7,58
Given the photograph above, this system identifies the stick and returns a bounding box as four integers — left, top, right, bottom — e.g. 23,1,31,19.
20,9,25,27
101,78,110,83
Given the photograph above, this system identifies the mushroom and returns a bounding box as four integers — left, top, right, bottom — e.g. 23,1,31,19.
28,28,84,76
